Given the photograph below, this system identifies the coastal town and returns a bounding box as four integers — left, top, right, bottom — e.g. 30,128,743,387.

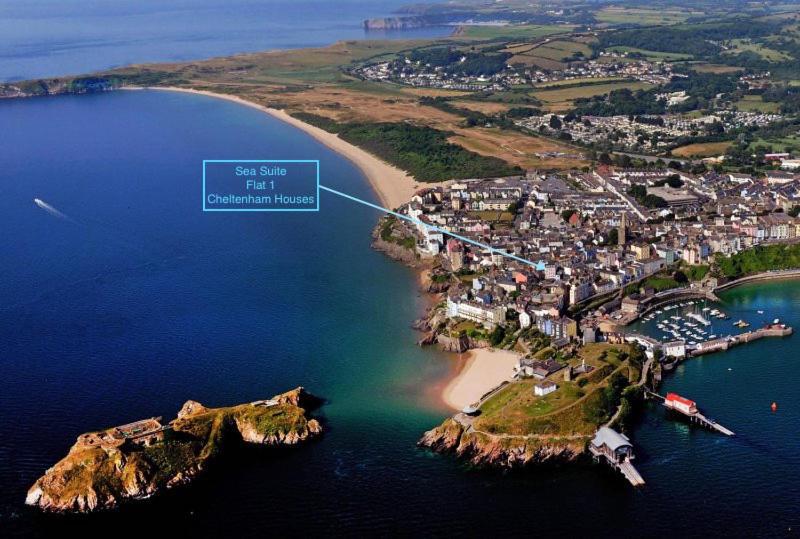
390,164,800,357
379,162,798,482
351,46,676,92
8,1,800,530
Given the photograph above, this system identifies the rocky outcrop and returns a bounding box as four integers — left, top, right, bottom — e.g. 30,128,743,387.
0,77,118,99
363,16,428,31
371,236,421,267
418,419,586,468
436,334,489,353
26,387,322,514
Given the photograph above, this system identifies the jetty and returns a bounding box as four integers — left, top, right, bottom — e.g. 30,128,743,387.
646,391,734,436
691,322,792,356
589,427,645,486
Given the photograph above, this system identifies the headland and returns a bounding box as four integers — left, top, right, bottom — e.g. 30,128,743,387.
26,388,322,513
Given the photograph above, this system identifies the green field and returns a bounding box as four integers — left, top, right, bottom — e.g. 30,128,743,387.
607,46,693,61
688,63,745,74
533,80,654,111
532,40,592,61
533,76,628,89
472,344,642,436
723,39,792,62
456,24,574,41
748,135,800,153
595,6,701,25
734,95,781,113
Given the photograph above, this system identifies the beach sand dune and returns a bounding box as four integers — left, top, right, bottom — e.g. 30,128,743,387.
442,348,520,410
137,86,420,209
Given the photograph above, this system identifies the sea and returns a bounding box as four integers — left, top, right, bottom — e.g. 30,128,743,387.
0,0,449,82
1,2,799,537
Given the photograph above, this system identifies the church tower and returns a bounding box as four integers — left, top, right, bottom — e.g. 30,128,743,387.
618,212,627,247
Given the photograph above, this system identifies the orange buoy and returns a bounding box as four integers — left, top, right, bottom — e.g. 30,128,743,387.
771,402,778,412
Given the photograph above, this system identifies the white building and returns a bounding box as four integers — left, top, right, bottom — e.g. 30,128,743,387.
663,340,686,359
446,297,507,329
534,381,558,396
519,311,532,329
780,159,800,171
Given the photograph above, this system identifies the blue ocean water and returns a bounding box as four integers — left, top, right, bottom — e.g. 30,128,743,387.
2,89,799,538
0,0,449,82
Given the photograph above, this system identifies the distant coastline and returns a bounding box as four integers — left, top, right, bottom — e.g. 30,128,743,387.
127,86,420,209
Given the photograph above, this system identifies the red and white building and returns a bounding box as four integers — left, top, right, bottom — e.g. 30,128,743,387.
665,393,698,415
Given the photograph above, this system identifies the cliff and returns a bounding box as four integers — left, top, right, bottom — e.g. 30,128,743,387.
418,418,586,468
0,77,119,99
25,387,322,513
363,16,428,31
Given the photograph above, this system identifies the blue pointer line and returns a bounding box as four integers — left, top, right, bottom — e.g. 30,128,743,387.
319,184,537,267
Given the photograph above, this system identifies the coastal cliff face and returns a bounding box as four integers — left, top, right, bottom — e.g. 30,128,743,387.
418,419,586,468
363,16,428,31
0,77,118,99
25,388,322,514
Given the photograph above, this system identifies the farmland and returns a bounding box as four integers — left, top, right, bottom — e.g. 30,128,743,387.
595,6,703,26
532,80,654,112
734,95,781,113
671,141,733,157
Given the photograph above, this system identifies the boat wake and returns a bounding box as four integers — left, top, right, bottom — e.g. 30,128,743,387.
33,198,74,222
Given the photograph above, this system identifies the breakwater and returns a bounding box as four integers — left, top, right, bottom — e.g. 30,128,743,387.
691,324,793,356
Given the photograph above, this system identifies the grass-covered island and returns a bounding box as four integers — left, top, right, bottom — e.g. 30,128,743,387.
419,344,650,467
25,388,322,513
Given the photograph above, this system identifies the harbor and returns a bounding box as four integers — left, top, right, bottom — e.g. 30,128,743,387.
627,296,792,358
594,285,796,487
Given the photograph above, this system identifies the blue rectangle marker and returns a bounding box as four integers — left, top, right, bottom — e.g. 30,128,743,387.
203,160,320,212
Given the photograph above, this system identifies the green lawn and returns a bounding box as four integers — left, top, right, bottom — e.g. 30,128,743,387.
473,344,636,436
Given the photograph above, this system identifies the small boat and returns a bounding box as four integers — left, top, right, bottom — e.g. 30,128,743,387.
757,310,764,314
734,319,750,328
710,335,717,339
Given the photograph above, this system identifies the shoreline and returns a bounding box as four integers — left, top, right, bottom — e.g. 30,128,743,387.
132,85,484,413
129,86,421,209
136,86,477,412
441,348,520,410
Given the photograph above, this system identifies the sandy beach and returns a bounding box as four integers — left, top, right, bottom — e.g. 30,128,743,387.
442,348,520,410
130,86,510,413
134,86,420,209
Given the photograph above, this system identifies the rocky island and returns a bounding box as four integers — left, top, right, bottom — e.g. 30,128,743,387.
25,387,322,513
